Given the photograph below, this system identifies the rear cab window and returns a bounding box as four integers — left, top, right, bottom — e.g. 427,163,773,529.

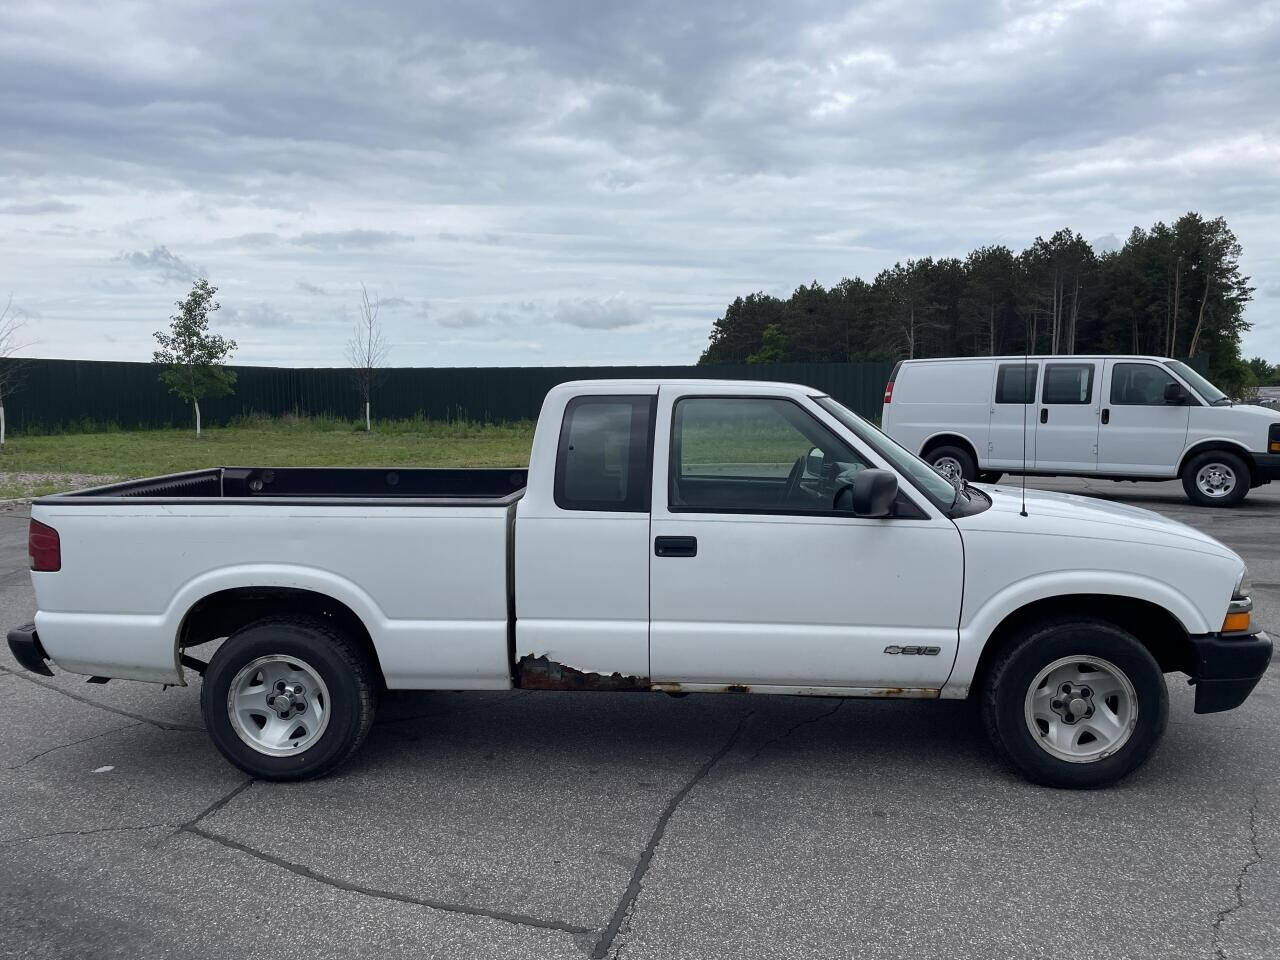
554,396,655,512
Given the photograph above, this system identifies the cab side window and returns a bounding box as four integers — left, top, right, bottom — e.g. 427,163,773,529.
669,396,865,513
1110,363,1178,405
1042,363,1095,404
554,396,655,512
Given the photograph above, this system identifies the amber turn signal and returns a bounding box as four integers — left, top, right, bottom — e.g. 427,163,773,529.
1222,611,1251,633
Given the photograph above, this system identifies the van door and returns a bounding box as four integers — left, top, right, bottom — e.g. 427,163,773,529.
1097,360,1189,477
987,361,1039,470
1034,361,1101,472
648,387,962,691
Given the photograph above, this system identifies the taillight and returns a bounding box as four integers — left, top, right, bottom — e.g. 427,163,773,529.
29,520,60,572
883,380,895,404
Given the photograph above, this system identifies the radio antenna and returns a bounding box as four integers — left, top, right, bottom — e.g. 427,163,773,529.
1020,315,1030,518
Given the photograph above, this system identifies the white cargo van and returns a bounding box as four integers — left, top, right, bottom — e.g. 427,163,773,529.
881,356,1280,506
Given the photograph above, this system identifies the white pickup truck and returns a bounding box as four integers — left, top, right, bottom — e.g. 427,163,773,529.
9,379,1271,788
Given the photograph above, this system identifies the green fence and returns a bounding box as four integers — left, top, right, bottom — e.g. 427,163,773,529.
4,359,896,433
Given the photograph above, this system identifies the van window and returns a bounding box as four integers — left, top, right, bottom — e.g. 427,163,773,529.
554,396,654,512
1042,364,1095,404
1110,363,1178,405
995,363,1038,403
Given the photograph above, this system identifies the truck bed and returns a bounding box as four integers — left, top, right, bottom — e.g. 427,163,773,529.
42,466,528,504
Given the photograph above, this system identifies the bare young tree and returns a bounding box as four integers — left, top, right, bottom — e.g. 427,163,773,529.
0,295,34,448
346,283,390,430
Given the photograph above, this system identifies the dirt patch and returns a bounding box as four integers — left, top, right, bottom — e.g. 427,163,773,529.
0,472,121,500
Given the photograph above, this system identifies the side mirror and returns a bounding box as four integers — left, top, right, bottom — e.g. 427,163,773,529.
805,446,825,476
834,468,898,518
1164,382,1189,405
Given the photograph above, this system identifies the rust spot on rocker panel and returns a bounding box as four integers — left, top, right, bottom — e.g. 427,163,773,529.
723,684,751,693
515,655,651,692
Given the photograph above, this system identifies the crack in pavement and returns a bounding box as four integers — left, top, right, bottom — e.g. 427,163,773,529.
0,664,204,732
2,824,176,845
181,824,595,937
590,711,754,960
164,777,593,938
739,698,846,767
3,721,144,770
1211,784,1264,960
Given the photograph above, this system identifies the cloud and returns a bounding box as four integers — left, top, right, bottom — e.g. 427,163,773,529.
290,230,413,250
436,308,491,329
551,296,647,330
3,0,1279,364
0,199,78,215
228,232,280,247
221,302,295,329
113,246,201,284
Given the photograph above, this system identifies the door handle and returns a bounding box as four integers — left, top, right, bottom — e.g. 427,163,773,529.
1040,408,1048,424
1101,408,1110,425
655,536,697,558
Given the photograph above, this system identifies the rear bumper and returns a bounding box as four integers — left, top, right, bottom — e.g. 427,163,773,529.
6,622,54,676
1189,630,1272,713
1251,452,1280,485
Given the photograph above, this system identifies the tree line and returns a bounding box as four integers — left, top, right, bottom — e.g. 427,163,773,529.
699,212,1267,394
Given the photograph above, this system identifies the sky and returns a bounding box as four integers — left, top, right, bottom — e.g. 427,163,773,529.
1,0,1278,368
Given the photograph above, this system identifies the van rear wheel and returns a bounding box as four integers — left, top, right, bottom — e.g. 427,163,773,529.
927,445,977,483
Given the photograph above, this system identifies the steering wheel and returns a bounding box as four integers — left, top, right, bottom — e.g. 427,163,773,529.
782,455,806,504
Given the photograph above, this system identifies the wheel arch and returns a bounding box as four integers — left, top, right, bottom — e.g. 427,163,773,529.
169,566,386,687
965,593,1195,701
919,431,981,464
1178,439,1256,481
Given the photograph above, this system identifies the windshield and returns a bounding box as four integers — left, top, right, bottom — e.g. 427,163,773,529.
813,396,959,508
1164,360,1227,405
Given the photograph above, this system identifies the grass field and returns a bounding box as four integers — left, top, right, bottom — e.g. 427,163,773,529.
0,417,537,499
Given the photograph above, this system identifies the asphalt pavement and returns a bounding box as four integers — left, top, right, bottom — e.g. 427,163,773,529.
1,478,1277,959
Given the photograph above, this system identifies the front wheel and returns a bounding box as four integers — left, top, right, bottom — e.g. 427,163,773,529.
981,618,1168,788
201,616,377,781
1181,450,1249,507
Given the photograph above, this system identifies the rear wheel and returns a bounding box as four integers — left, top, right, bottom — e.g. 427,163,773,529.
981,618,1167,788
201,616,377,781
927,444,977,483
1181,450,1249,507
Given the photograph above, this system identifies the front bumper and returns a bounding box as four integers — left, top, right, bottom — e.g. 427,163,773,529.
6,622,53,676
1189,630,1272,713
1251,452,1280,485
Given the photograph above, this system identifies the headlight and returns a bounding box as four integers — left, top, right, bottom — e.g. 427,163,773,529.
1234,566,1251,600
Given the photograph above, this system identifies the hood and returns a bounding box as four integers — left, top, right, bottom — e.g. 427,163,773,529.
960,483,1237,559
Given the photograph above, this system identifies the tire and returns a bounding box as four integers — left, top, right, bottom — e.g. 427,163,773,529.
977,471,1003,484
201,615,377,781
927,444,977,483
981,618,1168,789
1181,450,1249,507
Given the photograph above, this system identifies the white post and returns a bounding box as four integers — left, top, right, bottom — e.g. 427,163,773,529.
195,398,202,437
365,400,371,432
1,402,6,449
